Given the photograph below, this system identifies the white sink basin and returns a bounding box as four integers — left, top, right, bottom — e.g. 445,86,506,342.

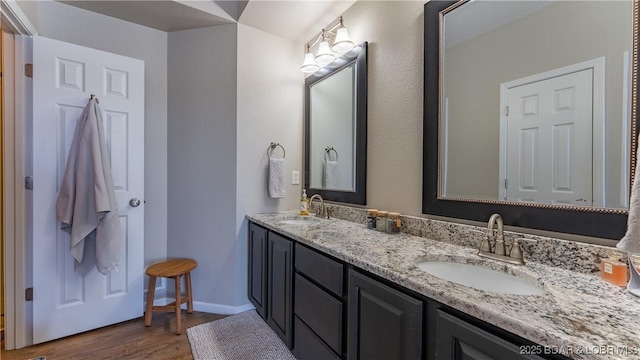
416,261,544,296
278,216,323,226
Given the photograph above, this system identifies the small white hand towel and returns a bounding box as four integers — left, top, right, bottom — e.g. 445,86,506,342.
269,158,286,198
324,160,339,189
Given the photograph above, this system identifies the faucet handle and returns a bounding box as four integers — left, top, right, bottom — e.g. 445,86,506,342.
509,238,524,260
470,229,491,252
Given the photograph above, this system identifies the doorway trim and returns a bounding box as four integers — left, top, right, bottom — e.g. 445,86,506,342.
1,0,37,36
498,57,606,207
1,0,35,350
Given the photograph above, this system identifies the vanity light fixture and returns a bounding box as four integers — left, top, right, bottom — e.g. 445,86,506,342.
301,44,321,73
301,16,355,73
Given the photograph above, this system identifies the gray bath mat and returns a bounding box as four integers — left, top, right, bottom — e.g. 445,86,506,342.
186,310,297,360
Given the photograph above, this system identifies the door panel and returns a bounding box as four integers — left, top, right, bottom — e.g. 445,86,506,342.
32,36,144,343
348,269,423,360
248,223,268,318
267,232,293,348
505,69,593,205
436,310,544,360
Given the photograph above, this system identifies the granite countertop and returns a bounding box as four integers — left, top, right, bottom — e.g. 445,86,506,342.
247,211,640,360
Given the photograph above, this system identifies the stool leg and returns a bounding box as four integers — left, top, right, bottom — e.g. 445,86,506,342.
145,276,157,327
174,275,182,335
186,271,193,314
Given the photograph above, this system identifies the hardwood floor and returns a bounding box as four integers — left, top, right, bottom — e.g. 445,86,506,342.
1,311,225,360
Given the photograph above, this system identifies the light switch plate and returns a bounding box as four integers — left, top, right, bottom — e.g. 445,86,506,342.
292,171,300,185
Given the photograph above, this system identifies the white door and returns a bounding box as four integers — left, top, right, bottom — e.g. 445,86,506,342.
504,69,592,205
32,36,144,343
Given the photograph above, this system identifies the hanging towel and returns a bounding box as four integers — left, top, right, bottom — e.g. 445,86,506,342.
324,160,339,189
618,140,640,254
56,99,124,275
618,133,640,296
268,158,286,198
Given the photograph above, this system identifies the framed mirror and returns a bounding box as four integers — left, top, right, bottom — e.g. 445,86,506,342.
305,42,368,204
423,1,638,239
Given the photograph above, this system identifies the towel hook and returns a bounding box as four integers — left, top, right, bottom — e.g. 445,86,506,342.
90,94,100,103
324,146,338,161
268,142,286,159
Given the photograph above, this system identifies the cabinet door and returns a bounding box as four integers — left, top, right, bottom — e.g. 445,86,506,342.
248,223,268,319
267,232,293,348
348,269,423,360
436,310,545,360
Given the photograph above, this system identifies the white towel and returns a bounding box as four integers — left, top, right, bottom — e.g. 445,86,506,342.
618,141,640,254
618,134,640,296
269,158,286,198
324,160,339,189
56,99,124,275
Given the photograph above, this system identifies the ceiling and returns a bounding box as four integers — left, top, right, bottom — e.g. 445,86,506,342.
445,0,555,48
58,0,236,32
58,0,356,42
238,0,355,43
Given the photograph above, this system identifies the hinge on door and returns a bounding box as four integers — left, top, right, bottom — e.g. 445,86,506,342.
504,179,509,189
25,176,33,190
505,106,509,116
25,63,33,78
25,287,33,301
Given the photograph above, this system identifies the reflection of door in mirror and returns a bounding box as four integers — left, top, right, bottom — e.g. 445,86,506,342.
501,68,593,207
309,63,356,191
440,0,633,210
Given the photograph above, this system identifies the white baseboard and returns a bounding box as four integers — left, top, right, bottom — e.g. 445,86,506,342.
146,297,255,315
191,301,255,315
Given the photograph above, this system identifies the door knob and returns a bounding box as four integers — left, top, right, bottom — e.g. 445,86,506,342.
129,198,141,207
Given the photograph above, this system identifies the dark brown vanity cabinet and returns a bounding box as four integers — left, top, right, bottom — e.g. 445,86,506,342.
247,223,293,348
293,244,344,360
348,269,423,360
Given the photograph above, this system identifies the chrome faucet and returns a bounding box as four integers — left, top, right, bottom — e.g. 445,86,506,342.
309,194,330,219
478,213,524,265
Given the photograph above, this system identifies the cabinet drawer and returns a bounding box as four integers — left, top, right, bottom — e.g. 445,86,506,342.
294,273,343,354
436,310,545,360
293,316,341,360
295,243,343,296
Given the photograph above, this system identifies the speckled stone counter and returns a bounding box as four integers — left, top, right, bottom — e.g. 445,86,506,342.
247,211,640,360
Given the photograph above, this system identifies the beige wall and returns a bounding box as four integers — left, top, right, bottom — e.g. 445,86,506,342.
313,1,425,215
236,23,302,305
444,1,632,204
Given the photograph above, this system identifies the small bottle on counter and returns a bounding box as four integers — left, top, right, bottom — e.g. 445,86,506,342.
300,189,309,216
600,252,628,286
366,209,378,229
376,211,388,232
386,212,401,233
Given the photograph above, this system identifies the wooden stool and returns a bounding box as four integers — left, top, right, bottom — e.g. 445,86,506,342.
144,258,197,335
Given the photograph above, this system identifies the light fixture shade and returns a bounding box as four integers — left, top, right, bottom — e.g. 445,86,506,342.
301,52,320,73
315,40,336,67
331,27,354,53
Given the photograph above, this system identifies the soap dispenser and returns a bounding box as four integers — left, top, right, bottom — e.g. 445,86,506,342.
300,189,310,215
